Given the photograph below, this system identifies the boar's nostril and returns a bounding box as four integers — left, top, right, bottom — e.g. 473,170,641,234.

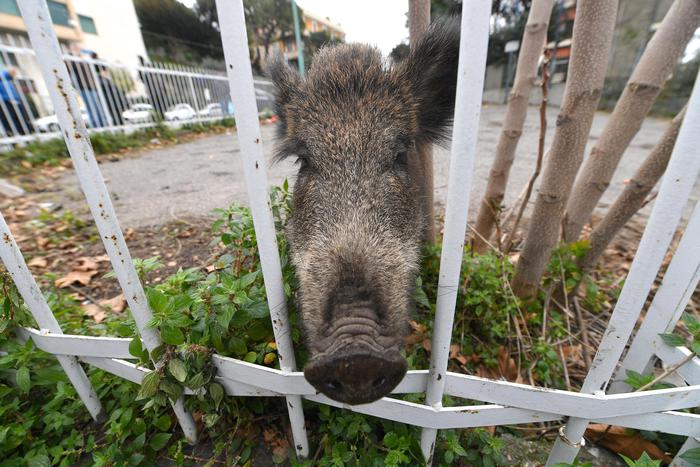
303,347,407,405
325,380,341,391
373,376,387,388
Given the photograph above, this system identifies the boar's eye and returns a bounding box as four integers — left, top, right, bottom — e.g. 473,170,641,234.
394,151,408,168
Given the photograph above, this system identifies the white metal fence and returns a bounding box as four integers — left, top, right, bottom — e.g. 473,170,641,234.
0,34,274,148
1,1,700,465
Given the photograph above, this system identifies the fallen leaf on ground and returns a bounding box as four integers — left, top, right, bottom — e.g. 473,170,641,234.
82,304,106,323
55,269,98,288
27,257,48,268
100,294,126,313
585,424,671,463
75,257,100,271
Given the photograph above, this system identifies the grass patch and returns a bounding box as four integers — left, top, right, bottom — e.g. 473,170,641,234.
0,118,236,179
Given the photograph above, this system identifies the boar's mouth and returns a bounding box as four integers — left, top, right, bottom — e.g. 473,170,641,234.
304,315,408,405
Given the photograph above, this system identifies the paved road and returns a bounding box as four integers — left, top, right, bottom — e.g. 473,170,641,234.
52,104,694,229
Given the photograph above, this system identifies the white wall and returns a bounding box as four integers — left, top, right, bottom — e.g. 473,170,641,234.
73,0,148,69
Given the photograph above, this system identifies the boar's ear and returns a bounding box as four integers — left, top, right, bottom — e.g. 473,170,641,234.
399,15,461,144
267,54,302,133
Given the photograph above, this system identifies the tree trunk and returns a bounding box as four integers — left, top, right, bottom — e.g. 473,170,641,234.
577,106,686,274
562,0,700,242
409,0,435,243
511,0,619,299
472,0,555,253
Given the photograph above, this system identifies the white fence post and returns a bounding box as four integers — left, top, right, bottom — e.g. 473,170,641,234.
16,0,197,443
0,211,103,420
215,0,310,457
419,2,491,463
546,67,700,465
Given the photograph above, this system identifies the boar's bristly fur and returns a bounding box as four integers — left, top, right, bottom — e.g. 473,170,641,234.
267,15,460,405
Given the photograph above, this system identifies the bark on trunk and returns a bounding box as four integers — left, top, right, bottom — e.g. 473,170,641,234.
409,0,435,243
472,0,555,253
577,106,686,274
511,0,619,299
562,0,700,242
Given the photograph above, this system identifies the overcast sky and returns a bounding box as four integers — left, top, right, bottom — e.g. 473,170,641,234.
177,0,409,56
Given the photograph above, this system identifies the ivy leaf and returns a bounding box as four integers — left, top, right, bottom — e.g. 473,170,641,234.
16,366,30,393
149,432,171,451
210,382,224,410
680,448,700,464
659,333,685,347
168,358,188,383
161,326,184,346
136,371,161,400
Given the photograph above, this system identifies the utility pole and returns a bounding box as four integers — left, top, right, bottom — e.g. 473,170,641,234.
291,0,305,74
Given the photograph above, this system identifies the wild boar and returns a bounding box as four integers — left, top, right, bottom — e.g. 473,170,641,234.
269,16,460,405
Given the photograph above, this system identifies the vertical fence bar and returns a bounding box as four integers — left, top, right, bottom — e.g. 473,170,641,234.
609,197,700,393
546,67,700,466
17,0,197,443
215,0,309,457
419,2,491,463
0,212,103,420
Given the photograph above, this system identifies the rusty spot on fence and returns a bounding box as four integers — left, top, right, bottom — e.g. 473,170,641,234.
437,373,442,381
2,233,11,244
255,162,259,169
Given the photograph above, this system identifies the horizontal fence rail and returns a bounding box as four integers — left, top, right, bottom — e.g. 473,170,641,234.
1,0,700,465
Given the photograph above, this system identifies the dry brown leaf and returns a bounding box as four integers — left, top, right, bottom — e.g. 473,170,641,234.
75,257,100,271
55,269,98,288
82,304,106,323
421,339,432,353
449,344,469,365
27,257,48,268
36,236,49,250
100,294,126,313
585,424,671,463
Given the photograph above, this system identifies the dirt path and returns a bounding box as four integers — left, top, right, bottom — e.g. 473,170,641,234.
39,104,695,229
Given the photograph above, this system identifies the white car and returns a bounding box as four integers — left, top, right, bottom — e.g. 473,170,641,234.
33,111,90,132
122,104,153,124
197,103,223,118
164,103,196,121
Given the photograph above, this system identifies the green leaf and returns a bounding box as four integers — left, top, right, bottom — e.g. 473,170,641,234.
239,271,258,288
154,414,171,431
383,432,399,449
146,288,168,313
683,313,700,334
680,447,700,465
161,326,184,345
659,333,685,347
168,358,188,382
209,382,224,409
692,341,700,357
187,372,205,389
136,371,160,400
129,337,145,359
243,351,258,363
16,366,30,393
149,432,171,451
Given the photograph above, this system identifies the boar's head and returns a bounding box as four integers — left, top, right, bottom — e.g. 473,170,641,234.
269,16,460,405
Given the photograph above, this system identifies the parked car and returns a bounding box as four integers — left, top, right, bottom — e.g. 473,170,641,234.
164,103,196,121
33,111,90,132
122,104,154,124
198,103,223,118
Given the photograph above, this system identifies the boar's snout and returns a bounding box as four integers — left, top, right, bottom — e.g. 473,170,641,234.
304,345,407,405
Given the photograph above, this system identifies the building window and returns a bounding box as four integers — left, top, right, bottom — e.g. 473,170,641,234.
0,0,20,16
0,51,18,67
78,14,97,34
47,0,70,27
